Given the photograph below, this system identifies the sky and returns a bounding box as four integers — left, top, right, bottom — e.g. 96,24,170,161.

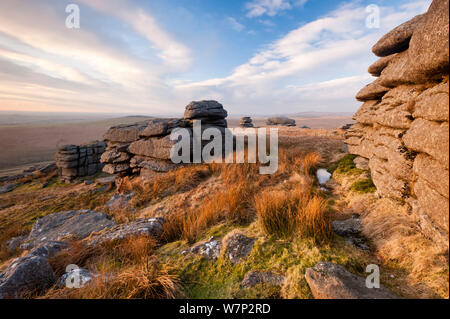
0,0,432,116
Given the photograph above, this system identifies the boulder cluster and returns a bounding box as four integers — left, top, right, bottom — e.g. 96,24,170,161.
239,117,254,128
101,101,228,180
345,0,449,248
0,210,164,298
266,117,296,127
56,142,106,182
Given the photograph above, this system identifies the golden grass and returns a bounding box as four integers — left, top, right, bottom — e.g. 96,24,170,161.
43,235,181,299
127,165,212,209
157,147,329,244
255,188,332,243
360,198,449,298
161,180,256,243
43,262,180,299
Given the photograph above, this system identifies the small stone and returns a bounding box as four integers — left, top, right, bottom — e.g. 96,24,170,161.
222,232,255,264
242,271,285,288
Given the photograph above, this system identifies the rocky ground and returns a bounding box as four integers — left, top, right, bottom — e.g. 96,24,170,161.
0,126,446,299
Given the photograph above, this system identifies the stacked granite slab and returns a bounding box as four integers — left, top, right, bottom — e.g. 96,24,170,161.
345,0,449,249
128,118,190,179
101,122,148,176
56,142,106,182
101,101,228,180
184,100,228,129
240,117,254,128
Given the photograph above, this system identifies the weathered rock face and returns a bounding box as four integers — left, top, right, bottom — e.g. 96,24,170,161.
0,255,56,299
222,232,255,264
86,218,164,246
101,101,228,180
305,262,398,299
345,0,449,248
56,142,106,182
22,210,115,249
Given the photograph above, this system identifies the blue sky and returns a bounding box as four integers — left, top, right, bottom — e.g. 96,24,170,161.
0,0,432,115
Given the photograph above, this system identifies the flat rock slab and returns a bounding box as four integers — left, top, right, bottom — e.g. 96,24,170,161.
24,210,115,248
96,176,116,185
242,271,285,288
128,136,177,160
305,262,398,299
106,193,134,210
266,117,296,126
140,118,188,138
103,122,148,143
0,183,17,194
86,218,164,246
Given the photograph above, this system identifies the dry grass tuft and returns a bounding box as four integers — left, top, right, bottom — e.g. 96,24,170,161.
129,166,212,208
162,181,256,243
255,189,332,243
43,262,181,299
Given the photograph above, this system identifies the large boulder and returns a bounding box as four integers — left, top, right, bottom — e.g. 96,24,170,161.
305,262,398,299
0,255,56,299
378,0,449,86
266,117,296,127
184,101,228,120
372,14,425,57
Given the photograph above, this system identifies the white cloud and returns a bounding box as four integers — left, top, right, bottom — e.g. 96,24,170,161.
76,0,191,70
178,1,431,114
227,17,246,32
245,0,307,18
0,0,432,115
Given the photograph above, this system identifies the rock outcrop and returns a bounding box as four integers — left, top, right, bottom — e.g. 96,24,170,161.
266,117,296,127
345,0,449,248
101,101,228,180
56,142,106,182
240,117,254,128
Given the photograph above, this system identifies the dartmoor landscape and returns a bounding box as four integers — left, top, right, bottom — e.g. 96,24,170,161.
0,0,448,301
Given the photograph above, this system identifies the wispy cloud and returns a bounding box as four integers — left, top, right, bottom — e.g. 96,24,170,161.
245,0,307,18
178,1,431,113
227,17,246,32
0,0,432,115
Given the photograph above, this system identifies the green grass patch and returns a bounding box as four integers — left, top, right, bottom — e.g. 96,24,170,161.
350,179,377,194
334,154,365,176
155,227,373,299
